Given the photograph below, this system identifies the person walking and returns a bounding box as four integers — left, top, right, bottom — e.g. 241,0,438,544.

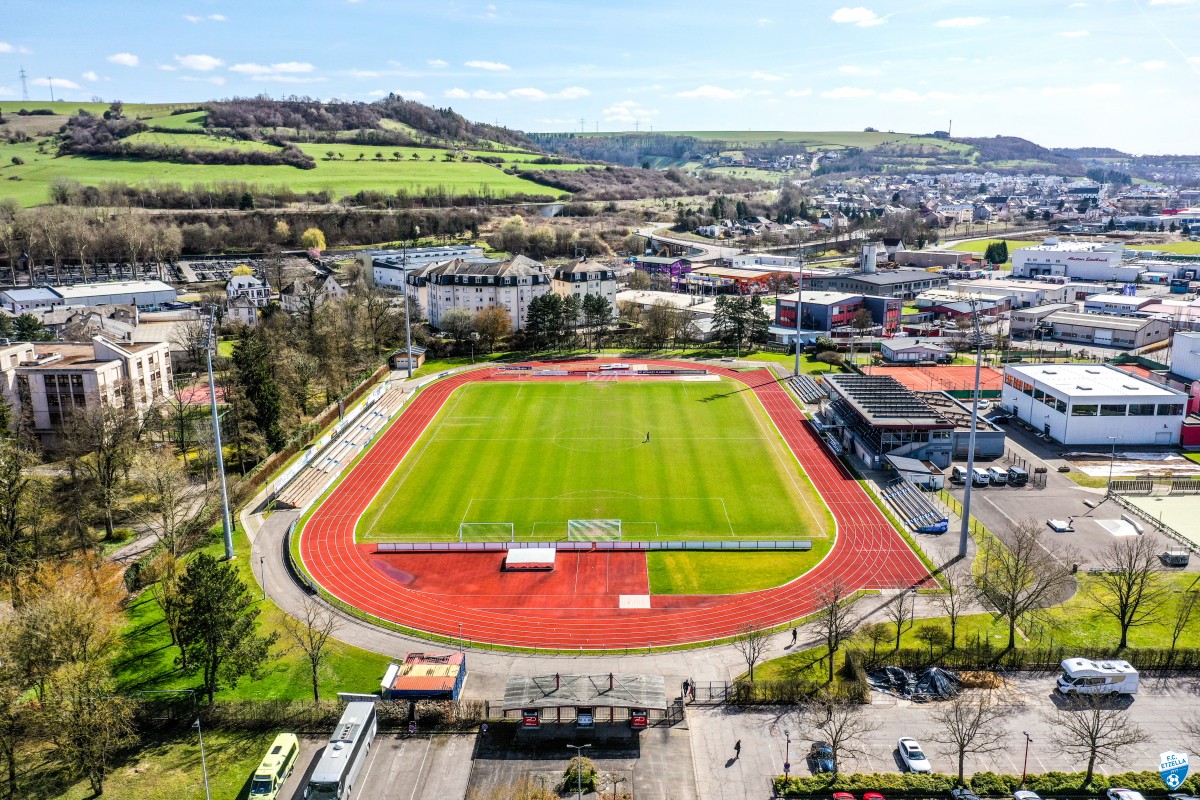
734,740,742,759
645,431,651,443
791,627,798,645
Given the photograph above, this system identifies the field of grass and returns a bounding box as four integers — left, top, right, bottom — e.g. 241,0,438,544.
37,730,275,800
647,550,829,594
1131,241,1200,255
115,525,391,702
357,379,833,542
946,238,1041,254
124,130,277,152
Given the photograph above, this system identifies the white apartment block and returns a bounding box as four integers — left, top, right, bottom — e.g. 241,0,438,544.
407,255,552,332
551,259,618,315
226,274,271,326
0,337,173,439
367,246,496,290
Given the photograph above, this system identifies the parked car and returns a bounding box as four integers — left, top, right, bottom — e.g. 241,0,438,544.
863,793,885,800
897,737,932,773
951,790,982,800
986,467,1008,486
1014,791,1042,800
808,741,835,773
1007,466,1029,486
833,792,856,800
1108,790,1147,800
970,468,990,487
950,466,967,485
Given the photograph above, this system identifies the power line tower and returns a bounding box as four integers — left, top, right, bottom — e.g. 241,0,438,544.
46,77,54,102
18,66,28,102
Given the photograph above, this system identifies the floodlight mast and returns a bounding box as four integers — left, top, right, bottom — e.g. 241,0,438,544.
958,298,988,559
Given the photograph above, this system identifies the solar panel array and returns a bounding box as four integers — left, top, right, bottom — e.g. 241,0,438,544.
825,374,947,425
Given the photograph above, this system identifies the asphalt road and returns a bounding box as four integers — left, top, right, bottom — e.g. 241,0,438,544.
280,733,475,800
689,673,1197,800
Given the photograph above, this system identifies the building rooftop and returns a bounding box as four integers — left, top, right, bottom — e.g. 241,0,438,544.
884,337,952,351
2,287,59,302
833,269,943,285
503,673,667,711
635,256,690,266
381,652,464,694
1005,364,1184,399
416,254,548,279
1017,239,1124,254
1045,310,1156,331
691,266,777,279
777,291,860,306
52,280,176,300
824,374,951,427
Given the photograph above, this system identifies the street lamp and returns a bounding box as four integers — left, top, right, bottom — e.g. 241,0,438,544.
470,331,480,364
206,311,234,561
259,555,265,600
1107,435,1123,496
566,743,592,800
400,226,420,380
1020,731,1033,785
783,729,792,779
193,719,212,800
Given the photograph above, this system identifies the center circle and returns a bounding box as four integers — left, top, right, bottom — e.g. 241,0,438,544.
553,425,648,452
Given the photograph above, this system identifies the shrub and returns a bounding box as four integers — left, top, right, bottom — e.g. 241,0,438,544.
562,756,599,794
772,770,1200,797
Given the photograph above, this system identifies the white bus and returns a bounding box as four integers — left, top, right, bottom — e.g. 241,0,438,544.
305,702,378,800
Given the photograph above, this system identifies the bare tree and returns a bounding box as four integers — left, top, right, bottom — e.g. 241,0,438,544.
281,596,340,704
928,693,1009,784
134,448,201,558
732,623,771,682
1049,696,1145,787
170,317,210,372
934,561,973,650
1170,591,1198,656
801,692,878,775
981,520,1076,650
813,580,859,682
1090,536,1169,649
885,590,914,651
861,622,891,661
40,661,137,797
59,401,140,541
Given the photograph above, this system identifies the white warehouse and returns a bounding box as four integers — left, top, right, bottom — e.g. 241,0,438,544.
1011,239,1138,282
1001,363,1186,445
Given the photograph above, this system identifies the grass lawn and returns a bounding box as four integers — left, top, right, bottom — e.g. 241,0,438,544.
1062,471,1110,489
356,379,833,542
648,550,830,595
946,238,1040,254
115,525,392,702
37,730,275,800
1131,241,1200,255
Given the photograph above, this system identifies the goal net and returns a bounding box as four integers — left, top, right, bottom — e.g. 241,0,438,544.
567,519,623,541
458,522,515,542
586,372,618,382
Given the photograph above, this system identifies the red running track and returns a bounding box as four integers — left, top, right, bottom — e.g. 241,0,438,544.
299,360,933,649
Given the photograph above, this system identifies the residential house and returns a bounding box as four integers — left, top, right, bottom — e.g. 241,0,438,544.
280,275,348,314
407,255,552,332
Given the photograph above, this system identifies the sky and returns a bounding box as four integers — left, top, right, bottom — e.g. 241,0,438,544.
2,0,1200,153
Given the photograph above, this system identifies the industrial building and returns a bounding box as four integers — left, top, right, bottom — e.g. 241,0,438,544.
1001,364,1186,445
1042,310,1170,349
1011,240,1134,281
1,281,178,313
1082,294,1157,316
807,268,949,300
772,291,901,341
820,374,1005,469
1010,303,1077,337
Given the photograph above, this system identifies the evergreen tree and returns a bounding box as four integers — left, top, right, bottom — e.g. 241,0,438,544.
232,329,284,451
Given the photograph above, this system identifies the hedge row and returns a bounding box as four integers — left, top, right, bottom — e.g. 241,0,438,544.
773,771,1200,797
136,698,487,732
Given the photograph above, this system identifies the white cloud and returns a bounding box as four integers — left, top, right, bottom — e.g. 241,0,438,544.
176,54,224,71
785,88,813,97
180,75,227,86
1141,59,1168,70
0,42,31,54
397,90,427,99
831,7,885,27
1041,82,1122,96
253,75,326,84
820,86,876,98
81,71,99,82
445,87,469,99
345,69,381,78
368,89,386,96
427,59,448,68
107,52,140,67
32,77,82,90
1059,30,1090,37
757,18,772,26
1149,0,1190,5
936,16,990,27
675,85,746,100
838,65,882,76
231,61,314,75
486,3,498,18
750,71,783,81
602,100,655,125
209,13,226,21
464,60,510,71
508,86,589,101
472,89,507,100
0,86,13,97
877,88,958,102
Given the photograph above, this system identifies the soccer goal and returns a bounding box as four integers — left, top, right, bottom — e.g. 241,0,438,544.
586,372,618,382
567,519,623,541
458,522,515,542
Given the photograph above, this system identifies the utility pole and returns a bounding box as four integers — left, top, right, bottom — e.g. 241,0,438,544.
958,298,988,559
47,77,55,102
18,67,29,102
206,311,235,560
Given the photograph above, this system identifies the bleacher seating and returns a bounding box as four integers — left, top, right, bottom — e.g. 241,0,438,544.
275,387,408,509
788,375,828,404
882,478,947,532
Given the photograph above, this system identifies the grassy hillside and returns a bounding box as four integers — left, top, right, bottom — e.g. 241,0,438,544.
0,101,582,205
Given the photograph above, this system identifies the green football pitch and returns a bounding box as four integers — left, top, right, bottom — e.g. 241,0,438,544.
357,379,834,543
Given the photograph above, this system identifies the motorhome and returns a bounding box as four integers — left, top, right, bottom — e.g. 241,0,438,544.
1056,658,1139,696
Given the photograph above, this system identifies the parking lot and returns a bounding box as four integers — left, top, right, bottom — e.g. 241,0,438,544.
689,674,1199,800
278,733,475,800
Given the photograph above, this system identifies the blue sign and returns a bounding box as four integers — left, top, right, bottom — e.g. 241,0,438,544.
1160,751,1190,790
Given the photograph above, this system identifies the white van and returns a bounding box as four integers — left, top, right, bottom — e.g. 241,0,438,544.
1056,658,1139,696
970,468,990,487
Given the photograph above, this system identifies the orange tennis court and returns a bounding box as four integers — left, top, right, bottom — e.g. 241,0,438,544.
862,364,1004,393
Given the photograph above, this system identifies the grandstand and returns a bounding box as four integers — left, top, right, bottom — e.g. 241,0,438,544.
276,387,406,509
788,374,828,403
881,477,949,534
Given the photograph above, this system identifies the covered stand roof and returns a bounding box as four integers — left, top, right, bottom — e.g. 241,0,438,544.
825,374,950,428
504,673,667,711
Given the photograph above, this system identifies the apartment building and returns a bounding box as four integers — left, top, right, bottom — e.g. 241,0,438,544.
0,337,173,440
550,259,618,313
407,255,552,332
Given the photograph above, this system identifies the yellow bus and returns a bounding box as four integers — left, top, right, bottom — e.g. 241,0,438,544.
250,733,300,800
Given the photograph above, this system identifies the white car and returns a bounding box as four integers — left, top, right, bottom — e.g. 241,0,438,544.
897,737,931,773
1015,791,1043,800
1108,790,1146,800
